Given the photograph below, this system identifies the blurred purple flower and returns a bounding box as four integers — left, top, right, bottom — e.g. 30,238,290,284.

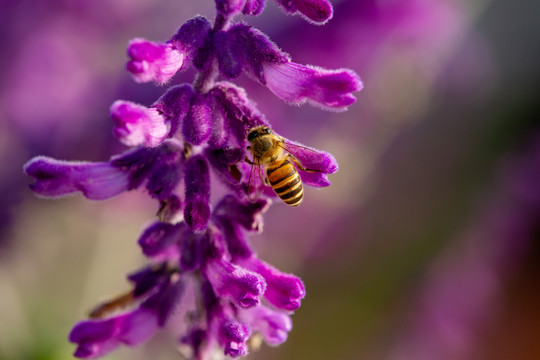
387,133,540,360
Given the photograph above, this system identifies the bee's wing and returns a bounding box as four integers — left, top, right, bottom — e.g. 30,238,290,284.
247,157,266,202
277,141,325,170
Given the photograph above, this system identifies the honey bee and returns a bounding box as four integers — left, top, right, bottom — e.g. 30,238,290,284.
245,125,323,207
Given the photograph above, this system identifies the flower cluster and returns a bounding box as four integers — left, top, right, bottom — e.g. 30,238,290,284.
24,0,362,359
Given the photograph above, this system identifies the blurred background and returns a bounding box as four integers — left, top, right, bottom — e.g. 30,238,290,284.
0,0,539,359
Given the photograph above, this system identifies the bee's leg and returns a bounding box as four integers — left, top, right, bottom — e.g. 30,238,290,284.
288,155,322,173
245,156,255,165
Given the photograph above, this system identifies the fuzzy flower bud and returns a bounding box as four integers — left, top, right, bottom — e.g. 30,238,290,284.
126,38,184,84
110,100,169,147
274,0,333,24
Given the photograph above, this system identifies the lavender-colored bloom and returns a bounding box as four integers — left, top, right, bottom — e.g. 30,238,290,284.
110,100,169,147
70,275,185,359
24,1,361,358
263,62,363,110
138,222,184,259
242,0,266,16
126,38,184,84
274,0,333,24
24,157,131,200
218,319,250,357
204,256,267,309
216,0,248,16
237,256,305,311
238,305,292,345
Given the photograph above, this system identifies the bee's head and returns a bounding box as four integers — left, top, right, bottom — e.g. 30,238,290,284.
247,126,272,142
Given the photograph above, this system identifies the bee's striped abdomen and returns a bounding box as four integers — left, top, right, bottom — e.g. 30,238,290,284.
267,158,303,207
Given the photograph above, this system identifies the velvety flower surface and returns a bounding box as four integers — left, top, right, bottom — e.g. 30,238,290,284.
24,1,361,359
126,39,184,84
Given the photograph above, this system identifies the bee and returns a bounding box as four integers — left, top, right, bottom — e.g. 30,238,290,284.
245,125,322,207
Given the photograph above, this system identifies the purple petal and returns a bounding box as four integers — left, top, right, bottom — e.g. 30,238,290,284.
184,155,211,232
282,138,338,174
204,257,266,308
138,222,184,259
299,170,331,187
182,93,212,145
243,0,266,15
219,320,249,358
274,0,333,24
69,317,125,359
169,16,212,71
263,62,363,110
216,0,248,16
152,84,195,138
24,157,130,200
239,305,292,346
110,100,169,147
238,256,305,311
120,309,159,345
126,38,184,84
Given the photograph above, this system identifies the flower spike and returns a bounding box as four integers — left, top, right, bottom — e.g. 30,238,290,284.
25,1,361,359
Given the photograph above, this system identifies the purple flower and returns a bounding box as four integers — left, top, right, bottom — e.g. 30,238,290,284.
263,62,363,110
70,274,185,359
24,1,361,359
204,255,267,308
237,256,305,311
274,0,333,24
110,100,169,147
126,38,184,84
217,318,250,357
24,156,131,200
238,305,292,345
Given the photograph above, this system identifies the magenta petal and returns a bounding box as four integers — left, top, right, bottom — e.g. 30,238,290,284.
219,320,249,358
239,305,292,346
110,100,169,147
299,170,331,187
282,138,338,174
204,257,266,308
24,157,130,200
126,38,184,84
120,309,159,346
263,62,363,110
243,0,266,15
274,0,333,24
69,317,125,359
238,256,305,311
